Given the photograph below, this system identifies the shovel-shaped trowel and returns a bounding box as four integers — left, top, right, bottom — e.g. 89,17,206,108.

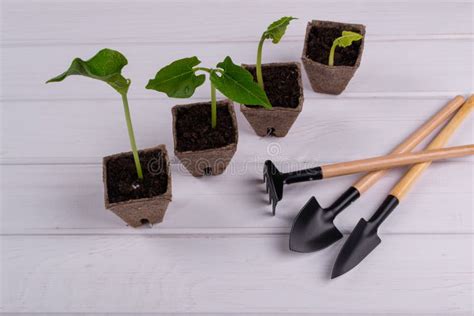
289,95,466,252
331,96,473,278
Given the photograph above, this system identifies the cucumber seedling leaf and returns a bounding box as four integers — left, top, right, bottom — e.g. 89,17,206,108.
263,16,297,44
146,57,206,98
46,48,131,95
211,56,272,109
147,56,271,128
255,16,297,90
334,31,363,48
46,48,144,179
328,31,363,66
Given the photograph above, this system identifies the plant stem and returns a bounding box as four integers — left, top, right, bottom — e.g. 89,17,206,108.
121,93,143,180
210,80,217,129
193,67,219,128
256,34,266,89
193,67,212,73
328,42,337,66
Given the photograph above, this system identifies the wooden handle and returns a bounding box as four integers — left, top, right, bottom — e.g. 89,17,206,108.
353,95,465,193
390,96,473,200
321,144,474,178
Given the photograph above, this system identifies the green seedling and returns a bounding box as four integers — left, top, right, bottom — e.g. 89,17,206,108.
256,16,297,89
46,48,144,180
146,56,271,128
328,31,363,66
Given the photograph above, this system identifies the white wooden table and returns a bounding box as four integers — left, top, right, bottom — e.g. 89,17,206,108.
1,0,473,314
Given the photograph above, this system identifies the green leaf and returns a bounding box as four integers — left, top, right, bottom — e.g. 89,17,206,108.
46,48,131,95
333,31,363,48
211,56,272,108
263,16,297,44
146,57,206,98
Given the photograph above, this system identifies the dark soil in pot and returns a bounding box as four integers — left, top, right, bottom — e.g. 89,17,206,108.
240,62,304,137
174,101,237,152
172,100,238,177
306,25,362,67
103,145,172,227
302,20,366,95
106,150,168,204
244,64,301,109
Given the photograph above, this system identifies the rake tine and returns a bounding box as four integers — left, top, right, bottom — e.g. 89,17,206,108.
272,199,277,216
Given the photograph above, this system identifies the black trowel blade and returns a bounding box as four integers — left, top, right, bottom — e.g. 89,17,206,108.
289,196,343,252
331,219,381,279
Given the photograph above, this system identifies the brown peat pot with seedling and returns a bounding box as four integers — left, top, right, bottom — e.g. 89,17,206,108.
302,20,365,95
147,56,270,176
241,17,304,137
47,49,172,227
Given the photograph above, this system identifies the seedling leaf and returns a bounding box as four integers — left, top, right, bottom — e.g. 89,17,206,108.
334,31,363,48
328,31,363,66
146,57,206,98
46,48,143,179
263,16,297,44
211,56,271,108
256,16,297,89
46,48,131,95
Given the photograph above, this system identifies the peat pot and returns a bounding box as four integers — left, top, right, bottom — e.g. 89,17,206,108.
103,145,172,227
241,62,304,137
302,20,366,95
172,100,238,177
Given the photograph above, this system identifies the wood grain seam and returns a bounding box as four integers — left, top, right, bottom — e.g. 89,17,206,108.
1,92,471,103
2,232,474,237
2,34,473,48
1,158,472,166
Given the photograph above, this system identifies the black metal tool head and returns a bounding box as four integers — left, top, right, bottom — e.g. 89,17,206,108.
289,187,360,253
331,219,381,279
263,160,325,215
331,195,399,278
263,160,284,215
289,196,343,252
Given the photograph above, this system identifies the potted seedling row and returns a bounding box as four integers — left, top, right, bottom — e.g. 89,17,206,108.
241,17,304,137
147,56,270,176
47,49,172,227
302,20,365,95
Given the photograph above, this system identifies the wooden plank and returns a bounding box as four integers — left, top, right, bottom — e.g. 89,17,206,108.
1,160,472,233
2,0,472,47
2,235,472,313
2,39,472,101
1,1,473,314
2,98,472,162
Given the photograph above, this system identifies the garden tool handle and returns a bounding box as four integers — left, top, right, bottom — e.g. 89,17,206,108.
390,96,473,200
321,144,474,178
353,95,466,194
